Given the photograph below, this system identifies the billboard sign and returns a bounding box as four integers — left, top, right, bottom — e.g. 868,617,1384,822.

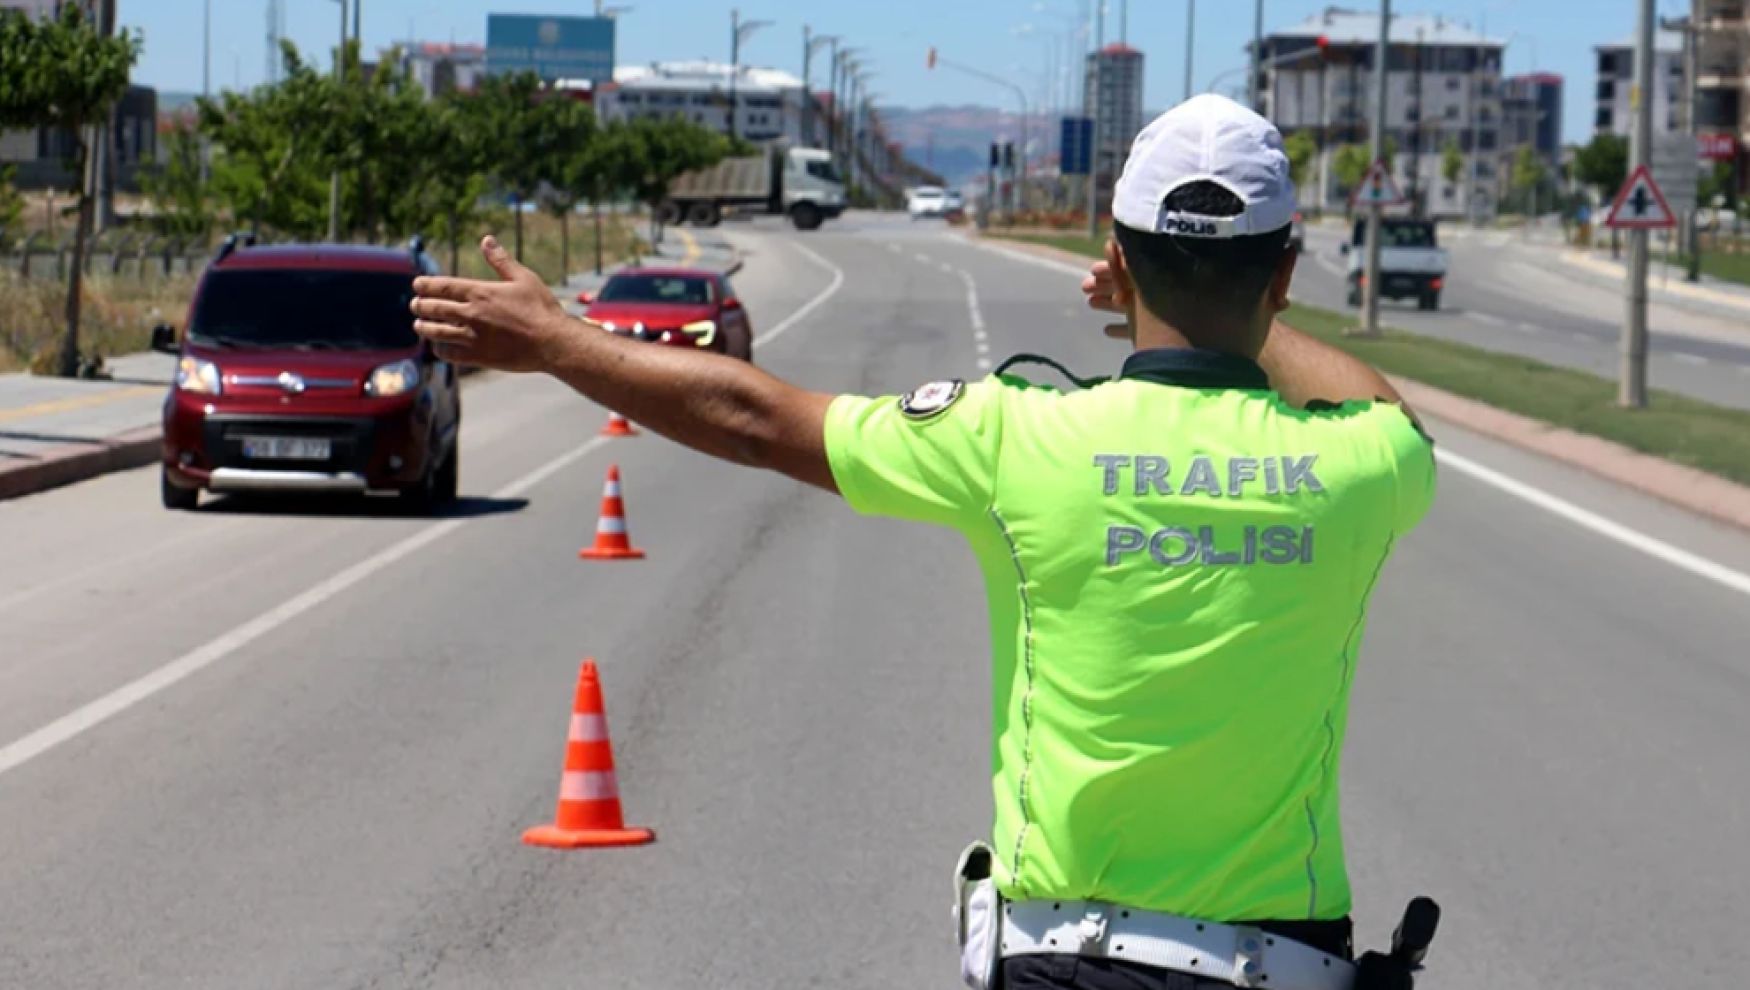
486,15,615,83
1060,116,1093,176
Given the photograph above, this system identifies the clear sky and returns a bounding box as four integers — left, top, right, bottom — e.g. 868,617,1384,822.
122,0,1691,145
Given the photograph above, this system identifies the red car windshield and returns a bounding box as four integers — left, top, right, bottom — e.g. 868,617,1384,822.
188,269,418,350
597,275,713,306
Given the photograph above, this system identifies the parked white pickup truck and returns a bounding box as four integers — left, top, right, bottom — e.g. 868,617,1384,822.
1341,217,1450,311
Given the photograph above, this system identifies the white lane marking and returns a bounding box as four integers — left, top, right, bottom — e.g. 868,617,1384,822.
940,262,956,274
970,233,1750,596
755,240,846,348
974,329,989,343
1569,331,1592,343
1438,449,1750,598
914,252,934,264
977,357,993,371
0,241,851,782
958,269,986,332
1673,353,1709,367
1514,321,1541,334
1470,312,1506,327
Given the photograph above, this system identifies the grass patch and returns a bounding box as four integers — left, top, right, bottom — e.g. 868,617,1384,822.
1661,250,1750,289
993,233,1750,487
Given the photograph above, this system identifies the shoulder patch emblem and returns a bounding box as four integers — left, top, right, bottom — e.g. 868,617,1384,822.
898,379,965,419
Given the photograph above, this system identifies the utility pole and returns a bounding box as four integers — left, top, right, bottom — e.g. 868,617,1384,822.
1621,0,1654,407
328,0,346,243
1086,0,1104,240
1662,13,1701,281
353,0,361,50
730,9,741,140
1183,0,1196,102
1407,28,1423,217
1359,0,1390,336
1249,0,1264,110
201,0,211,185
93,0,117,232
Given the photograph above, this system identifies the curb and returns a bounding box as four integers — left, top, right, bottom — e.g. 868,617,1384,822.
0,424,161,502
973,232,1750,532
1388,379,1750,533
1559,249,1750,318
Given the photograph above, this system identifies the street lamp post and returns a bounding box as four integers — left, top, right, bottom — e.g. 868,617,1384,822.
928,52,1030,215
804,28,838,148
1249,0,1264,110
729,9,774,141
1358,0,1390,337
1183,0,1196,102
328,0,347,243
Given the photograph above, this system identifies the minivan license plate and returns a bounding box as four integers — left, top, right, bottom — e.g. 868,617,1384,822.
241,436,330,460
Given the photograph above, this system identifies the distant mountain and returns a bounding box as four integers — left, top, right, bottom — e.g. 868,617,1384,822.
881,104,1062,187
157,91,200,112
880,103,1170,187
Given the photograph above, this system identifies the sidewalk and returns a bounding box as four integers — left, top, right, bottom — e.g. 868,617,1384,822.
1557,248,1750,322
0,227,736,502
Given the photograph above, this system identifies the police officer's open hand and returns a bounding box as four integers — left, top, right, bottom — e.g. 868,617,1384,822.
1080,242,1133,341
410,236,571,373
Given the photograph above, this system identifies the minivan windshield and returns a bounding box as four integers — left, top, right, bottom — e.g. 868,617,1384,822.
188,269,418,350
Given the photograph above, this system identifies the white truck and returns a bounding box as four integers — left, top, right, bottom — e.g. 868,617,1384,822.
1341,217,1450,311
661,145,846,231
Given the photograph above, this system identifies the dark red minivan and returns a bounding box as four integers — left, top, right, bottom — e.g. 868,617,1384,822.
153,236,461,511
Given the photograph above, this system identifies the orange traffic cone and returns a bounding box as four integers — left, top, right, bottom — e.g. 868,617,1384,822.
579,464,645,560
523,660,655,849
600,410,638,437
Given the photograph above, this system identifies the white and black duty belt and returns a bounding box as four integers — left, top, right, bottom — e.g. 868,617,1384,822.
1000,899,1356,990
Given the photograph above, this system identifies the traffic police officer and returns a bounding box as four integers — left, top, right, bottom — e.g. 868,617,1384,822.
409,94,1436,990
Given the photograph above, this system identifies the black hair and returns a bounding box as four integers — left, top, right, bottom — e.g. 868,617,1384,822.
1113,181,1292,334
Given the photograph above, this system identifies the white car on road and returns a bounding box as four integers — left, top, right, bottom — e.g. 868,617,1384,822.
908,186,952,220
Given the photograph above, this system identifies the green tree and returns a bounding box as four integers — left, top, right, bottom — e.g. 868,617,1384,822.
0,5,140,376
1441,140,1463,186
0,164,24,241
1283,131,1317,190
419,94,494,273
1333,143,1370,191
579,119,645,273
140,121,213,241
1573,133,1628,198
540,104,598,280
197,44,335,239
1510,145,1546,214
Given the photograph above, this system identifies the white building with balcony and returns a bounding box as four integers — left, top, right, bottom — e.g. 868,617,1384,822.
1258,9,1506,219
596,61,806,146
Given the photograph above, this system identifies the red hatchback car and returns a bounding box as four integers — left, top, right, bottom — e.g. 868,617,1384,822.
578,267,754,362
153,236,461,511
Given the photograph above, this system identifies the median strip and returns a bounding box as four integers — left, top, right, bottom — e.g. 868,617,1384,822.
986,231,1750,524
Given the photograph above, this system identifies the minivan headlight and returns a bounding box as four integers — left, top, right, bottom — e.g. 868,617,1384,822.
176,356,222,395
365,358,420,397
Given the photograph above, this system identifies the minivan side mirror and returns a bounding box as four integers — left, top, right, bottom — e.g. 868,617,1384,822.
150,323,179,354
576,290,594,305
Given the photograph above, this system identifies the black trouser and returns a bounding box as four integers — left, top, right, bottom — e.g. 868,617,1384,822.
1002,918,1352,990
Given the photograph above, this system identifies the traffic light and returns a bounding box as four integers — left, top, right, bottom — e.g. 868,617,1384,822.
990,143,1000,169
1315,35,1330,57
1003,142,1015,170
927,46,937,70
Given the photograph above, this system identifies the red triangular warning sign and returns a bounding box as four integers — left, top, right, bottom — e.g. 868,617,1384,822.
1603,164,1676,230
1350,160,1405,207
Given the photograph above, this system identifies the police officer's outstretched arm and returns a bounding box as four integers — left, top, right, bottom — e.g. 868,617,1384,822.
410,237,839,492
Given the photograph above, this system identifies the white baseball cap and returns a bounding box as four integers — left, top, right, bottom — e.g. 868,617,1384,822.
1111,94,1296,239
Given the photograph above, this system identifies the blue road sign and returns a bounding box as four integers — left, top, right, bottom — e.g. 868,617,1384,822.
1060,116,1093,176
486,15,616,83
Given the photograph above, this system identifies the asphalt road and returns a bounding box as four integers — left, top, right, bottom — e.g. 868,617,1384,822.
2,212,1748,988
1294,223,1750,410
